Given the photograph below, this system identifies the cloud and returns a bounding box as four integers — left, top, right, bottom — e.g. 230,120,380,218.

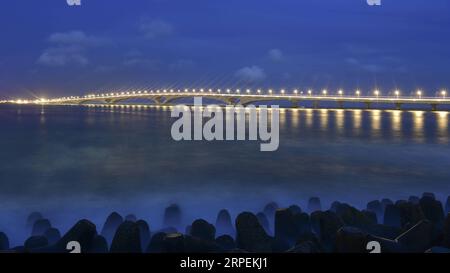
38,46,89,66
37,30,106,67
140,19,174,39
48,31,108,46
235,66,266,82
267,49,283,62
120,50,157,68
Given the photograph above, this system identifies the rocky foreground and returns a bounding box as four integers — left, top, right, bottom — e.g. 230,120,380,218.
1,193,450,253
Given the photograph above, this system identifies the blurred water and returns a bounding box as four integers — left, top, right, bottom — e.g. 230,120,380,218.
0,104,449,245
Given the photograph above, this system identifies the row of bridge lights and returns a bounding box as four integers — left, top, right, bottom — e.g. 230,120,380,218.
57,88,448,101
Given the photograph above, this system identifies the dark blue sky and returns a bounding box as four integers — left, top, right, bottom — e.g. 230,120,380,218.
0,0,449,99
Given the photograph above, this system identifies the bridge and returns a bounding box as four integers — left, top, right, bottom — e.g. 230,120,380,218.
8,88,450,111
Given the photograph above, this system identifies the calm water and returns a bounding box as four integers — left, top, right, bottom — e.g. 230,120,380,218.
0,104,449,244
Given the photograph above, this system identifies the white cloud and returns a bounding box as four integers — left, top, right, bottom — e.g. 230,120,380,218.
38,46,89,66
267,49,283,62
140,19,174,39
235,66,266,82
48,31,107,46
37,30,106,67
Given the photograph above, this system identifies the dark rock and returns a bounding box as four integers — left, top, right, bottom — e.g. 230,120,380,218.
287,241,322,253
157,227,178,234
446,196,450,214
365,224,401,240
136,219,151,251
310,210,343,251
271,237,291,252
330,201,341,212
162,233,185,252
384,204,401,228
184,235,220,252
216,235,235,251
419,196,445,228
334,203,375,229
190,219,216,242
110,221,142,253
25,236,48,250
362,210,378,224
146,232,167,253
366,200,383,222
235,212,272,252
100,212,123,243
336,226,369,253
31,219,51,236
294,212,312,236
383,201,425,229
295,231,320,246
164,204,182,228
396,202,425,228
308,197,322,212
396,220,433,252
215,209,234,236
89,235,108,253
125,214,137,222
55,219,97,253
256,212,271,235
442,214,450,248
263,202,279,221
44,228,61,245
26,212,43,229
422,192,436,199
288,205,302,214
408,196,420,204
11,246,26,253
425,246,450,253
274,208,299,246
381,198,393,209
0,232,9,251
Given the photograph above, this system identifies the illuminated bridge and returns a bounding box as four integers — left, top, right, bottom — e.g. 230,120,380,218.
8,88,450,111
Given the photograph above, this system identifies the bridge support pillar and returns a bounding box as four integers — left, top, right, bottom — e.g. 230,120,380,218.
395,103,402,110
365,102,372,109
431,104,438,111
312,101,319,109
337,101,344,109
290,100,299,108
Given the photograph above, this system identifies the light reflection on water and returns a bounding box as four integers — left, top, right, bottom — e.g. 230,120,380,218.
0,104,449,245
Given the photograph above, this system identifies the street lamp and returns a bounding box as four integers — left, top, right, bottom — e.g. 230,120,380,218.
308,89,312,96
441,90,447,98
417,90,422,98
356,90,361,96
394,90,400,98
338,89,343,96
374,89,380,98
322,89,327,96
281,89,285,95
